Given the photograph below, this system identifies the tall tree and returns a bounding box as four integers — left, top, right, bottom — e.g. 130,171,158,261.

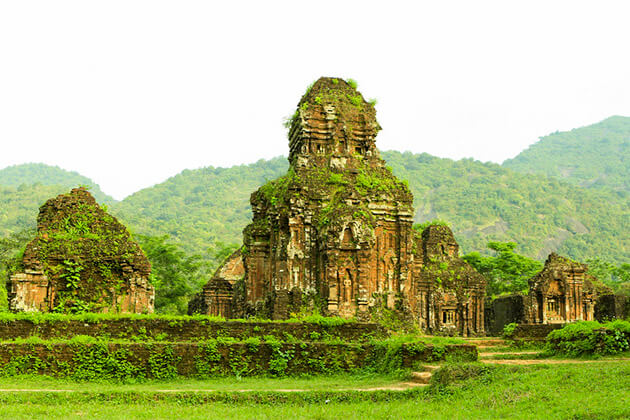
136,234,207,314
464,242,543,296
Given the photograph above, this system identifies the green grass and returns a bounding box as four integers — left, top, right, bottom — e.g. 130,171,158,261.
0,311,357,326
0,362,628,419
0,372,406,392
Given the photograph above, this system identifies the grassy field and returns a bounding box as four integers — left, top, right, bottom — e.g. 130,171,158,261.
0,361,628,419
0,372,406,392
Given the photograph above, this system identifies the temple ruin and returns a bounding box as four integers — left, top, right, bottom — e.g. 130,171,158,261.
486,253,603,334
524,253,598,324
7,188,154,313
191,77,486,335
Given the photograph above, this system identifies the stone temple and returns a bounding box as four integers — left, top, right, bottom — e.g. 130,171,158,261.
191,77,486,336
486,253,606,334
7,188,154,313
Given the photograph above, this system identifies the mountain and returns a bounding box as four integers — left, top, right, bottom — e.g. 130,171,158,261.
111,157,289,254
111,151,629,265
383,151,628,264
1,184,77,236
503,116,630,193
2,137,628,266
0,163,115,205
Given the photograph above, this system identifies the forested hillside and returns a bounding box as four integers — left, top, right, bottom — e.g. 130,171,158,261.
0,163,114,204
503,116,630,192
111,151,629,265
384,151,628,264
1,184,92,236
111,157,289,253
2,149,628,267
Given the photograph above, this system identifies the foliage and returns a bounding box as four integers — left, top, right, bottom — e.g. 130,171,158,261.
463,242,543,295
384,150,630,265
546,320,630,356
0,163,114,204
2,149,629,292
136,234,207,314
346,78,358,89
413,219,449,232
504,115,630,193
586,257,630,296
110,157,289,257
502,322,517,339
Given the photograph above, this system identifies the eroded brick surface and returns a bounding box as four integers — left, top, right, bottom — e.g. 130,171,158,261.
191,77,485,336
7,188,154,313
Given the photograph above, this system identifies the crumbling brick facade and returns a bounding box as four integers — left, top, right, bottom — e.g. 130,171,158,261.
525,253,597,324
192,77,485,335
487,253,603,334
6,188,154,313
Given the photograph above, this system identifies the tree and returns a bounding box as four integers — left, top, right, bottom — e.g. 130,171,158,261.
464,242,543,296
0,228,35,312
207,241,240,269
586,257,630,296
136,234,207,314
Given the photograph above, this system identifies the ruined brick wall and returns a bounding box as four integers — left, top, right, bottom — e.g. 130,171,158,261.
188,249,243,317
595,294,630,321
486,294,526,336
0,318,387,342
0,341,477,378
411,225,486,336
7,188,154,313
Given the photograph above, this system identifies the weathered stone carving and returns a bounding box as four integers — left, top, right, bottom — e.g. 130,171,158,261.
192,77,485,335
6,188,154,313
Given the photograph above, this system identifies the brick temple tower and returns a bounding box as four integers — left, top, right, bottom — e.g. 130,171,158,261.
191,77,486,336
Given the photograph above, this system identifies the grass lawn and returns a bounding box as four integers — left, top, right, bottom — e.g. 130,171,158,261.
0,361,628,419
0,372,406,392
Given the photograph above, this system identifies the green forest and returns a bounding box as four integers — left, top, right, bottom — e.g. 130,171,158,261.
504,115,630,192
1,117,629,312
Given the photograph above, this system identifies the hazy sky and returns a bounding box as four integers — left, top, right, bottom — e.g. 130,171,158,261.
1,1,630,200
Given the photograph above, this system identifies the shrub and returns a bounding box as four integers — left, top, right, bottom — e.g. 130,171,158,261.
502,323,517,339
546,320,630,356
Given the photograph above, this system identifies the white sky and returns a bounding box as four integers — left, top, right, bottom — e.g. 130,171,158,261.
1,1,630,200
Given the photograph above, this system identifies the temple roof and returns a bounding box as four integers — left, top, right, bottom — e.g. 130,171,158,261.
288,77,381,167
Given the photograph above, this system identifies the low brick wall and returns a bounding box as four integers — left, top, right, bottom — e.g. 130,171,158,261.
0,341,477,378
595,294,630,321
485,295,526,336
401,344,477,367
0,319,386,342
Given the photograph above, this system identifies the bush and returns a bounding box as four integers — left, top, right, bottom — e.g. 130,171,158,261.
546,320,630,356
502,323,517,339
430,363,500,386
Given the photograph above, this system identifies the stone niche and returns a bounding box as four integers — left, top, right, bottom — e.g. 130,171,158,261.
487,253,604,334
6,188,154,313
191,77,486,336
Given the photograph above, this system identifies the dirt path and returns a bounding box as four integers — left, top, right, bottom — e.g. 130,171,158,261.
479,351,539,356
481,358,630,365
0,383,427,393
